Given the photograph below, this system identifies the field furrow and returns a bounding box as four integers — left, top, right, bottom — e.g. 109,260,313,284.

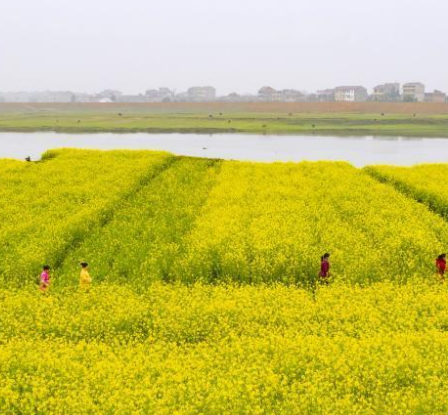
0,149,172,286
55,157,222,287
172,161,448,284
365,164,448,219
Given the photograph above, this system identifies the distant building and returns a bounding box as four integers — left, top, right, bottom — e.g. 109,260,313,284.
145,88,174,102
305,93,318,102
220,92,257,102
73,93,93,103
159,87,174,102
258,86,277,102
145,89,159,100
117,94,148,103
187,86,216,102
173,92,189,102
258,86,305,102
0,91,75,103
96,90,123,102
0,83,446,104
44,91,74,103
371,83,401,101
220,92,242,102
402,83,425,102
334,86,368,102
258,86,277,101
425,90,447,103
281,89,306,102
317,89,335,102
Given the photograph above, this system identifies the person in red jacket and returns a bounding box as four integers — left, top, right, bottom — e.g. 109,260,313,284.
436,253,447,282
319,253,331,283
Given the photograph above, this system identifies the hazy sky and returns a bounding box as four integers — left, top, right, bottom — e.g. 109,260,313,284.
0,0,446,95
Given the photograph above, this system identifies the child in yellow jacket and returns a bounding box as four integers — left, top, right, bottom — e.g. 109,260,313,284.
80,262,92,290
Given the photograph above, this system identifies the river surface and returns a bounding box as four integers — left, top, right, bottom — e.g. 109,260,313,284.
1,132,448,167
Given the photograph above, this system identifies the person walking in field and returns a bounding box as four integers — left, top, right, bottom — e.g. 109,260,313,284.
39,265,51,292
319,253,331,283
80,262,92,290
436,253,446,282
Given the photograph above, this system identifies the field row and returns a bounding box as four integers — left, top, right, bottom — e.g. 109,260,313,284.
366,163,448,218
7,334,448,415
0,149,174,284
2,149,448,286
2,282,448,343
1,283,448,414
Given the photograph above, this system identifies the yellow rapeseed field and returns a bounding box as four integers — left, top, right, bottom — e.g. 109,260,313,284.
0,149,171,285
2,283,448,414
2,149,448,414
175,161,448,284
366,163,448,218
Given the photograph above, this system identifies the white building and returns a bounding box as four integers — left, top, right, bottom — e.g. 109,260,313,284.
402,83,425,102
372,83,401,101
187,86,216,102
334,86,368,102
317,89,335,102
258,86,305,102
145,88,174,102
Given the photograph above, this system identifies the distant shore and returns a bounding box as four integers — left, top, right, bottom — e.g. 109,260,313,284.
0,102,447,137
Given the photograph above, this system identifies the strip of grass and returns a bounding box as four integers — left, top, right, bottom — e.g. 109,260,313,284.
0,111,447,136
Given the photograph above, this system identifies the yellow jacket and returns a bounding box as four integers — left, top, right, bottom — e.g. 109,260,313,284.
80,269,92,287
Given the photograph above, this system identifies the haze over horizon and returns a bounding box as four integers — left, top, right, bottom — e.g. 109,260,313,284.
1,0,446,95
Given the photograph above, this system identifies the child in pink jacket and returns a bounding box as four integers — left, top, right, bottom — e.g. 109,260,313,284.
39,265,51,292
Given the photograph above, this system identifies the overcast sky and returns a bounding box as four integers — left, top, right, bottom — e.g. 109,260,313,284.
0,0,446,95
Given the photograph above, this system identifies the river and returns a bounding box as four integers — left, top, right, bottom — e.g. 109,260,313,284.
1,132,448,167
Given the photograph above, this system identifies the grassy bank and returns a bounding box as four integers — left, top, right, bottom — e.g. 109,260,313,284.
0,103,448,136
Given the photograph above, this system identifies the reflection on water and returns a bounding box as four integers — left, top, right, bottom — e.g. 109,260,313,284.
0,132,448,167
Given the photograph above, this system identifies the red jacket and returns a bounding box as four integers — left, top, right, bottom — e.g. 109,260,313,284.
320,260,330,278
436,258,446,275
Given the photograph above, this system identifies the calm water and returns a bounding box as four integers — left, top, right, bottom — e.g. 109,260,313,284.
1,132,448,167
